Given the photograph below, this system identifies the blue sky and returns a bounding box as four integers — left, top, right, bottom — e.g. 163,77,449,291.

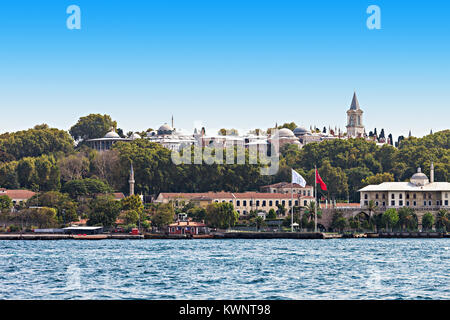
0,0,449,140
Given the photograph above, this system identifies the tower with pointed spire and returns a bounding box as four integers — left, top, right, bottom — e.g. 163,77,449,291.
346,92,365,138
129,163,135,196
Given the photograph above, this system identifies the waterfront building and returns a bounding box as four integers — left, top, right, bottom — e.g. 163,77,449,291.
155,191,314,216
359,163,450,209
167,221,208,235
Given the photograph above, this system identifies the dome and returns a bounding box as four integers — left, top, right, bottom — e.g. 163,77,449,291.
130,133,141,140
277,128,295,138
293,127,308,136
410,167,429,186
158,123,174,134
104,131,120,138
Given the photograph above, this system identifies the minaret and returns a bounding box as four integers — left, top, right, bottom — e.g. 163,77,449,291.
346,92,365,138
430,162,434,183
171,115,174,129
129,163,135,196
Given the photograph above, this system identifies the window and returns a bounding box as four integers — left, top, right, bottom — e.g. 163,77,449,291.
364,194,368,200
250,201,253,206
236,200,240,206
429,201,432,206
399,200,403,206
391,194,395,199
399,194,403,200
446,193,448,198
406,201,409,206
383,202,386,206
364,201,368,206
424,201,427,206
304,200,308,206
382,194,386,199
243,200,247,206
289,200,292,206
262,200,266,206
295,200,299,206
375,202,379,206
413,201,416,206
406,194,410,199
269,200,273,206
275,200,279,206
445,200,449,206
308,191,311,196
282,200,286,206
391,201,395,206
413,194,416,199
256,200,260,207
376,194,379,199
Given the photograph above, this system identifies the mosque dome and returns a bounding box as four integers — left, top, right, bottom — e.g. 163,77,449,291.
293,127,308,136
104,131,120,139
130,133,141,140
158,123,174,135
277,128,295,138
410,167,429,186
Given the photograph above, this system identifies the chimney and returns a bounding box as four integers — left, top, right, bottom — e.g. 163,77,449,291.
430,162,434,183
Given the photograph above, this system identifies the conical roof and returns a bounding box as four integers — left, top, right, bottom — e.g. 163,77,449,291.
350,92,360,110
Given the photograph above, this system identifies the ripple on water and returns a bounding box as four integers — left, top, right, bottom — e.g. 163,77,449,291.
0,239,449,299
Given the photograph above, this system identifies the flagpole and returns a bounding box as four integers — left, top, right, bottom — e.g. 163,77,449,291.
291,184,294,232
314,165,317,233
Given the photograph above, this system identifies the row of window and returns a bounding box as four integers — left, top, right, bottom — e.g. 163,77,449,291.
213,199,310,208
364,200,449,207
365,193,449,200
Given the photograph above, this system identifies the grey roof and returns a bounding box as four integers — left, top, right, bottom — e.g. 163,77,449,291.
350,92,360,110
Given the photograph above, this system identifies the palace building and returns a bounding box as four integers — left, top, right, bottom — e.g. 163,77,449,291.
155,191,314,216
359,163,450,209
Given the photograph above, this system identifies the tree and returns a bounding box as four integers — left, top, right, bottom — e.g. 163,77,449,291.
58,154,89,181
422,212,434,231
27,191,78,224
69,114,117,141
87,195,121,228
397,207,417,231
435,209,449,232
331,211,347,233
318,160,349,200
267,208,277,220
62,178,111,199
205,202,239,229
0,195,12,211
187,207,207,222
0,126,74,160
119,210,139,225
151,203,175,228
362,173,394,186
366,200,378,222
382,209,399,231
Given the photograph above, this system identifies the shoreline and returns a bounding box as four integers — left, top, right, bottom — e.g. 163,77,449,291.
0,232,448,240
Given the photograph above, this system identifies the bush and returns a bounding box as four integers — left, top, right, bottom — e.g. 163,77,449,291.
8,225,20,232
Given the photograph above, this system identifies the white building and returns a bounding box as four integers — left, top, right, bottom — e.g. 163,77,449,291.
359,163,450,209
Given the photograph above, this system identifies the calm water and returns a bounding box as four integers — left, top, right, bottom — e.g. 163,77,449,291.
0,239,448,300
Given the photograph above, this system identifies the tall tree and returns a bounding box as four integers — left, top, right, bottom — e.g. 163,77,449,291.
69,114,117,141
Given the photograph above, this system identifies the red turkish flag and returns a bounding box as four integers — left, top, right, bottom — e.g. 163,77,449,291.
316,169,327,191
